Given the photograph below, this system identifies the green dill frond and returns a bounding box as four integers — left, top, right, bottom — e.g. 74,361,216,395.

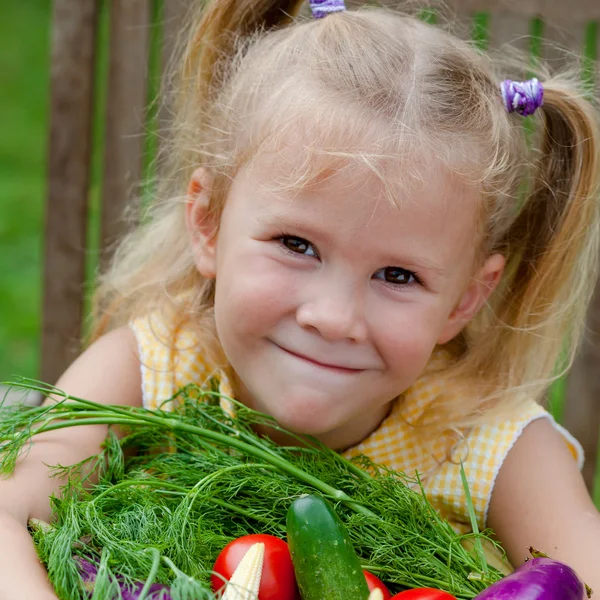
2,379,504,599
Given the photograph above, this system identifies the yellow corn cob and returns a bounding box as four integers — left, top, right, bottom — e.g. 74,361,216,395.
28,518,53,534
368,588,384,600
222,542,265,600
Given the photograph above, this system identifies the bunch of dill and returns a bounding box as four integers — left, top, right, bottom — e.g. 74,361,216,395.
0,380,504,600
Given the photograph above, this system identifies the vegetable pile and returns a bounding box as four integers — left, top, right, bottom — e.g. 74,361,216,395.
0,381,587,600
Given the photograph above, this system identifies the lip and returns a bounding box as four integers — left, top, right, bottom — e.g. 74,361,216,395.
275,343,364,374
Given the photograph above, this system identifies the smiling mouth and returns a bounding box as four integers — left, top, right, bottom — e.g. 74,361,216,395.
275,344,364,374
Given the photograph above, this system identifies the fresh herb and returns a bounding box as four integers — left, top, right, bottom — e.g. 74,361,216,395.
1,379,504,600
459,462,487,576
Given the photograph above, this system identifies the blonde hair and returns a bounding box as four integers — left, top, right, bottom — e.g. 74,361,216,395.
91,0,600,432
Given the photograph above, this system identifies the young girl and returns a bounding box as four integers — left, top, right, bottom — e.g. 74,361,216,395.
2,0,600,597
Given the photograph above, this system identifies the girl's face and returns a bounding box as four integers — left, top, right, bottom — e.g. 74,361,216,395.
187,152,504,450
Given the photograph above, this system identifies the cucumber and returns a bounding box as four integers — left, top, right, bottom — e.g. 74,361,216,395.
286,494,370,600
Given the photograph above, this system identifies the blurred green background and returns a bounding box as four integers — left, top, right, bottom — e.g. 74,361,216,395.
0,2,51,381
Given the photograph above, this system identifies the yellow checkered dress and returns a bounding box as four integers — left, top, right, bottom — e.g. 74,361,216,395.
130,312,583,534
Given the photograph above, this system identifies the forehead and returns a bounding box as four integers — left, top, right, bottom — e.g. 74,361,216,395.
242,136,479,222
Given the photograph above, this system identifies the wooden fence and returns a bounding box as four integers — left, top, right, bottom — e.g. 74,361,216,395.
43,0,600,491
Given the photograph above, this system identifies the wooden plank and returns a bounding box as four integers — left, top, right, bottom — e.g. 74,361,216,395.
565,284,600,491
563,23,600,494
157,0,196,162
100,0,151,270
487,11,531,53
42,0,99,385
540,18,586,74
354,1,600,22
443,0,600,22
161,0,195,85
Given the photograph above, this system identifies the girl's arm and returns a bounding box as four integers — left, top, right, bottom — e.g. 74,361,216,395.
0,326,143,599
488,417,600,593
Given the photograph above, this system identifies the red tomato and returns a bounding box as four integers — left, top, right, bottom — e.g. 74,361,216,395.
364,570,392,599
211,534,301,600
391,589,457,599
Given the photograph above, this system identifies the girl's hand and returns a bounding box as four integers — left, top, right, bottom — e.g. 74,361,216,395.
0,510,59,599
488,418,600,593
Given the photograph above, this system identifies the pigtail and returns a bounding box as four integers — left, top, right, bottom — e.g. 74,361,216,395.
181,0,305,104
487,82,600,400
419,81,600,438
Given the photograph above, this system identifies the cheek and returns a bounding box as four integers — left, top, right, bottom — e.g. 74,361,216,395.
214,254,298,339
382,329,434,374
372,304,446,373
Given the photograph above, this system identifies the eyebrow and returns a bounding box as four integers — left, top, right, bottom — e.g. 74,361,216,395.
392,257,448,278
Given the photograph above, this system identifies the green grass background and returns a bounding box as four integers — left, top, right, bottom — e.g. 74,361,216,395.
0,0,164,384
0,2,51,380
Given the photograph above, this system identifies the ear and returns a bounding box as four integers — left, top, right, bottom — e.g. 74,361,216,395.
186,167,218,279
437,253,505,345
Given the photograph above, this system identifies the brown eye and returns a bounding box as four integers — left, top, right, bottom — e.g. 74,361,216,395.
375,267,417,285
279,236,317,257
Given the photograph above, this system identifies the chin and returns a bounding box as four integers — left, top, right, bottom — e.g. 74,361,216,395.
266,402,342,437
276,418,327,437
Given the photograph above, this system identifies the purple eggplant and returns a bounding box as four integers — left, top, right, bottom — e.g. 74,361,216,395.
475,557,586,600
77,557,172,600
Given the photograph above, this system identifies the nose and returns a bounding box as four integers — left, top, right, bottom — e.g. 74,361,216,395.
296,277,368,343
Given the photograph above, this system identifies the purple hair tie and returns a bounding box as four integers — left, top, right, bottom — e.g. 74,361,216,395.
309,0,346,19
501,78,544,117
